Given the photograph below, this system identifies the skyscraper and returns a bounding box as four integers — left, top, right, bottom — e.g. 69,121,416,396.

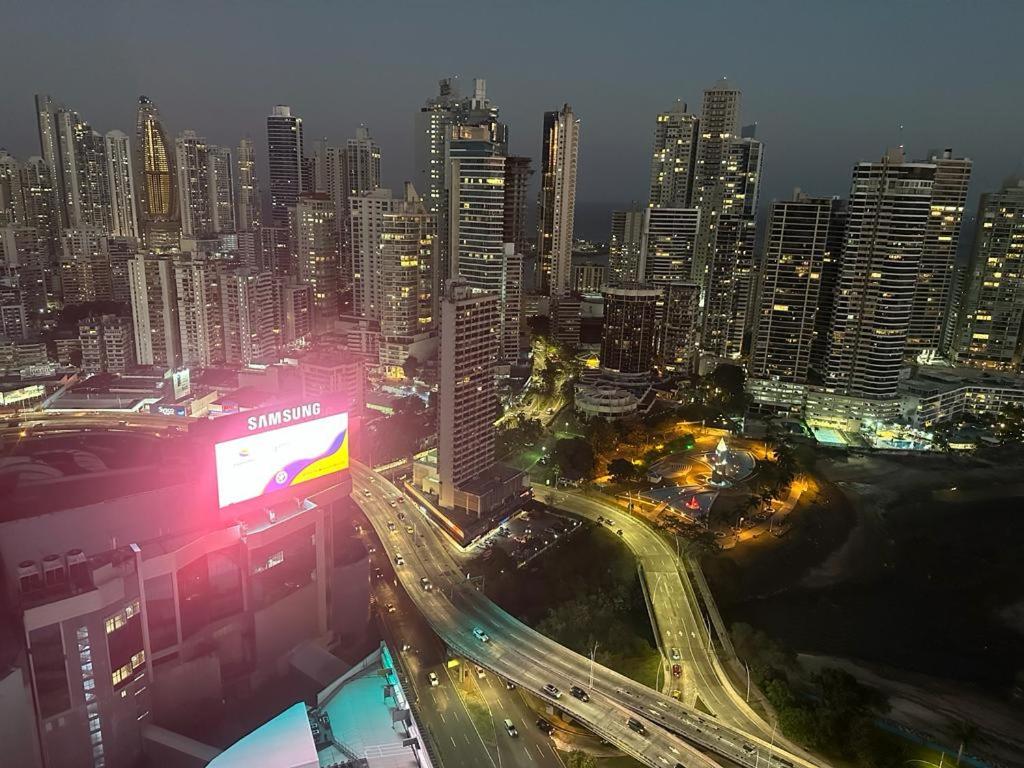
907,149,972,354
659,281,701,374
0,150,25,226
600,284,662,376
639,207,701,284
825,149,935,399
79,314,135,373
447,125,521,364
267,105,304,228
648,100,699,208
609,205,645,285
378,184,437,377
503,156,533,257
751,193,845,383
60,228,111,305
208,145,235,234
35,94,67,230
174,253,223,368
235,138,260,232
346,126,381,199
128,253,181,366
175,131,212,238
135,96,179,251
537,104,580,296
438,278,499,509
295,192,339,330
415,77,503,222
56,109,111,231
221,267,276,364
351,188,395,321
955,177,1024,370
103,130,139,239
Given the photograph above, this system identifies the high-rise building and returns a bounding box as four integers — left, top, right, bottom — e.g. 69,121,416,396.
20,156,61,261
639,207,701,284
346,126,381,199
56,109,111,231
659,281,701,373
60,228,111,305
35,94,67,230
0,150,24,226
0,226,49,313
103,235,137,305
438,278,499,509
175,130,212,238
503,156,533,257
235,138,260,232
276,277,313,344
609,205,644,285
537,104,580,296
700,135,762,358
378,184,438,377
415,77,504,223
825,149,935,399
267,105,304,228
221,267,276,364
751,193,846,383
135,96,179,251
648,100,699,208
688,79,764,359
350,188,394,321
955,177,1024,370
174,254,223,368
128,253,181,367
103,130,139,239
208,145,235,234
600,284,661,376
295,192,339,330
78,313,135,373
907,149,972,354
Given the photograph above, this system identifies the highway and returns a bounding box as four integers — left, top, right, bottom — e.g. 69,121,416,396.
353,466,721,768
353,464,827,768
539,487,821,765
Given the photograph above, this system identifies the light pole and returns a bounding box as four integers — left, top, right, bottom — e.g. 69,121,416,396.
589,641,599,688
745,661,751,702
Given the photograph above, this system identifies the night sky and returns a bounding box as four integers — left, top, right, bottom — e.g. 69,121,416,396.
2,0,1023,239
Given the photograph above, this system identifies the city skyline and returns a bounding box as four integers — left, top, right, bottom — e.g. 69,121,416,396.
2,2,1023,239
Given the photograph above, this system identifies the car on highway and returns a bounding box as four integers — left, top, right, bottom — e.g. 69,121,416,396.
385,602,395,613
374,567,384,579
475,665,485,679
543,683,561,699
363,489,372,497
536,718,554,734
394,553,404,566
503,719,518,737
670,647,681,661
616,529,624,536
419,577,432,591
742,743,756,754
627,717,647,736
386,521,397,532
605,518,615,526
472,627,490,643
505,680,515,690
427,671,439,687
405,525,415,534
569,685,590,702
671,663,681,678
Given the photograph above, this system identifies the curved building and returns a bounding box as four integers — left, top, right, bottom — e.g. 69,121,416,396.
135,96,179,250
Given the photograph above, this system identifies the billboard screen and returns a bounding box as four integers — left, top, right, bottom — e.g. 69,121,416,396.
213,408,349,509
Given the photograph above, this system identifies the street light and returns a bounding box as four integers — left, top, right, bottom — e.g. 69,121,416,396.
589,641,599,688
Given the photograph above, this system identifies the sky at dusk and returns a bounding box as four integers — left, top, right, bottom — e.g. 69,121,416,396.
2,0,1023,239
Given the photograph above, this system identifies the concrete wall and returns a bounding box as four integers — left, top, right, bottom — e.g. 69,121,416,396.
0,665,42,768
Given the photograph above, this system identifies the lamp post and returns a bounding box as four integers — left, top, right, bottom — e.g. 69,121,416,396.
589,641,599,689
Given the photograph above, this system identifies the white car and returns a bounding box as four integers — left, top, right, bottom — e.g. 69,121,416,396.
428,671,439,687
394,553,405,566
670,647,681,661
472,627,490,643
475,666,486,679
543,683,562,699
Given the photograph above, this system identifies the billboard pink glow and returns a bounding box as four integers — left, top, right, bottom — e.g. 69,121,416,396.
213,411,349,509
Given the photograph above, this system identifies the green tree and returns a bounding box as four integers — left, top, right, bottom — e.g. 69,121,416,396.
565,751,597,768
778,706,819,746
608,458,638,482
554,437,595,480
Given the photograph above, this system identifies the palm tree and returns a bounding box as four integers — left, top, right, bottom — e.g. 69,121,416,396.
948,719,978,766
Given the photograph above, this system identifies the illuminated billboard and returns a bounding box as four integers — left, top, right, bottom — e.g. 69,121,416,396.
213,404,349,509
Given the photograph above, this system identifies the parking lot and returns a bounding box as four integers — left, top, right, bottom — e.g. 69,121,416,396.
471,502,584,568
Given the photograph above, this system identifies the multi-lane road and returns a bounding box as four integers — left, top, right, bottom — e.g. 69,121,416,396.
353,464,826,768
